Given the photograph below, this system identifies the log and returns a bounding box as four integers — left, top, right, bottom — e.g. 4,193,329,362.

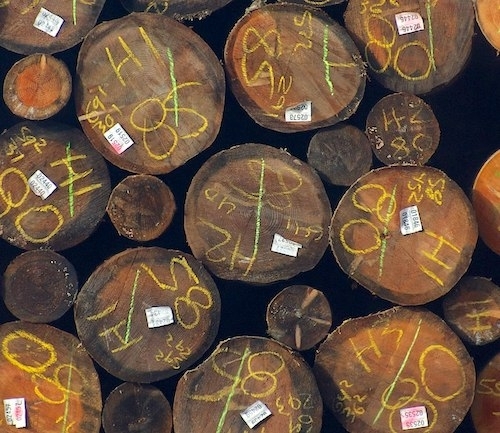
470,351,500,433
2,250,78,323
3,53,72,120
119,0,234,21
224,3,366,132
102,382,173,433
472,149,500,255
307,124,373,186
266,285,332,351
173,336,323,433
74,247,221,383
442,276,500,346
344,0,475,94
365,92,440,165
0,321,101,433
0,0,106,55
184,143,332,284
329,165,477,305
106,174,176,242
75,12,225,175
474,0,500,52
0,121,111,251
313,307,476,433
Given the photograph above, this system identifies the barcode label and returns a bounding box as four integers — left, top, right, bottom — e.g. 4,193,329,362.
33,8,64,37
271,233,302,257
395,12,424,35
285,101,312,122
240,400,272,428
400,205,423,235
28,170,57,200
104,123,134,154
4,398,27,428
145,306,175,328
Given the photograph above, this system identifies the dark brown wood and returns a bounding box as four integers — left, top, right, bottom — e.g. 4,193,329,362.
0,121,111,251
119,0,234,20
107,174,176,242
442,276,500,346
278,0,346,7
173,336,323,433
3,53,72,120
307,124,373,186
102,382,173,433
0,0,106,55
344,0,475,94
474,0,500,52
472,149,500,255
470,351,500,433
365,92,440,165
0,321,102,433
74,247,221,383
184,143,332,284
314,307,476,433
2,250,78,323
266,285,332,350
329,165,477,305
224,3,366,132
75,12,225,175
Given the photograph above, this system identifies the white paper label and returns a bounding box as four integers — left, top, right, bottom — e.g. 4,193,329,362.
33,8,64,37
285,101,312,122
400,205,423,235
395,12,424,35
104,123,134,154
145,306,175,328
240,400,272,429
28,170,57,200
4,398,27,428
271,233,302,257
400,405,429,430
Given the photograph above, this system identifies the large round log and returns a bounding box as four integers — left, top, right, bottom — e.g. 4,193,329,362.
0,121,111,250
0,0,106,54
224,3,366,132
2,250,78,323
314,307,476,433
173,336,323,433
184,143,332,284
344,0,475,94
329,165,477,305
74,247,221,383
0,321,102,433
75,12,225,174
474,0,500,52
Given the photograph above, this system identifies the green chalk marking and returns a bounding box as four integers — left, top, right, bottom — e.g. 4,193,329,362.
426,0,437,71
216,347,251,433
166,47,179,127
373,318,423,425
246,158,265,276
66,142,75,218
323,25,335,95
125,269,141,344
60,351,74,433
72,0,77,25
378,185,397,278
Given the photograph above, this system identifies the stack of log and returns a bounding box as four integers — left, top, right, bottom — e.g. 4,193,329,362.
0,1,499,432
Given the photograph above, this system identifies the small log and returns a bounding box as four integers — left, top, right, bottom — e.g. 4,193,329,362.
2,250,78,323
365,92,440,165
75,12,225,175
184,143,332,284
470,352,500,433
314,307,476,433
106,174,176,242
74,247,221,383
0,321,102,433
474,0,500,52
0,121,111,251
344,0,475,94
102,382,173,433
266,285,332,351
442,276,500,346
307,124,373,186
173,336,323,433
119,0,234,21
472,149,500,255
3,53,72,120
329,165,477,305
224,3,366,132
0,0,106,55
